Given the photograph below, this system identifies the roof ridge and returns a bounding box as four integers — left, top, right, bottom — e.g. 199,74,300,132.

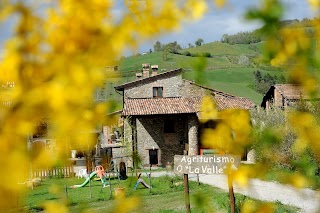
127,96,200,100
115,68,182,90
183,79,248,98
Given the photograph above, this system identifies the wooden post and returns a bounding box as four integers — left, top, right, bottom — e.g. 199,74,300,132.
184,174,191,213
197,174,200,186
65,185,68,199
109,172,112,198
149,164,152,193
30,164,34,190
228,174,235,213
89,175,92,199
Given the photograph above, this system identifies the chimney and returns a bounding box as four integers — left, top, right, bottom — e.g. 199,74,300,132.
142,63,150,78
136,72,142,80
151,65,158,76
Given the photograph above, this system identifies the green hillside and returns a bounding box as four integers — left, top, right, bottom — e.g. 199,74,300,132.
183,42,260,56
112,41,286,106
119,42,261,71
183,67,284,104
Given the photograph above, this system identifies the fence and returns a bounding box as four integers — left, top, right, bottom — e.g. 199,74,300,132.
32,166,74,178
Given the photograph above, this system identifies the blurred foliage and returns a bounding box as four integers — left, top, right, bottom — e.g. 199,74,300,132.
199,0,320,211
0,0,211,211
1,0,320,212
250,105,320,189
245,0,320,189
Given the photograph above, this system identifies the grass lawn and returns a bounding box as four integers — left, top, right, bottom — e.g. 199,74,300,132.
22,175,298,213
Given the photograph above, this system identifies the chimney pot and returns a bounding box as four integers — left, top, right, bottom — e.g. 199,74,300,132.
142,63,150,78
136,72,142,80
151,65,158,76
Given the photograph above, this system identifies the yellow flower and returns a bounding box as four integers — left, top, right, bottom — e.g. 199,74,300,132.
241,200,257,213
270,51,287,67
219,109,251,145
113,196,140,213
214,0,226,9
44,201,68,213
186,0,207,19
199,96,218,122
308,0,320,9
289,173,310,188
201,123,233,152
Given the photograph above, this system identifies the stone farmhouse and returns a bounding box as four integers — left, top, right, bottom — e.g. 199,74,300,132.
114,64,255,167
261,84,320,110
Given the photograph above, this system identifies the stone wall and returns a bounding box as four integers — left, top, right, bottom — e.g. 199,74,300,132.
188,115,198,155
121,117,133,167
274,88,283,107
123,73,215,100
181,80,213,98
124,75,183,98
123,118,133,145
136,115,187,166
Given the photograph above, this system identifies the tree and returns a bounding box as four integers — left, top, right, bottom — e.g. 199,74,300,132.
254,70,262,84
153,41,162,52
188,43,194,48
162,43,171,61
221,34,229,43
165,41,182,54
279,75,286,83
195,38,204,46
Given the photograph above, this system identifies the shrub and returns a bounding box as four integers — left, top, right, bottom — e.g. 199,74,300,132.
202,52,211,57
183,51,191,56
250,107,320,176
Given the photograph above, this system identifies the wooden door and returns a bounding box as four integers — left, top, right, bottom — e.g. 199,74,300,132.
149,150,158,165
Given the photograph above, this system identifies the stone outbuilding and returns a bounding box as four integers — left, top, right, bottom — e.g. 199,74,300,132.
261,84,320,110
115,67,255,167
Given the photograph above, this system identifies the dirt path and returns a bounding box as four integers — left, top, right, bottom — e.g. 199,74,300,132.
148,171,320,213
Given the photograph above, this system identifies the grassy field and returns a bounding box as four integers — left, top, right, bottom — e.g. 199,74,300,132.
183,67,287,104
182,42,260,56
118,51,239,78
22,175,298,213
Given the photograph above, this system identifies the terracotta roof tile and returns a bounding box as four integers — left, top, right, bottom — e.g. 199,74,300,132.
215,96,255,110
274,84,304,99
122,97,200,116
275,84,320,99
122,96,255,116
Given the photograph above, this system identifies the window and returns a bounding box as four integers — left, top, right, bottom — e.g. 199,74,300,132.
164,119,175,133
153,87,163,98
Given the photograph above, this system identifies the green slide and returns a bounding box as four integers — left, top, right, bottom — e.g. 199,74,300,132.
70,171,97,188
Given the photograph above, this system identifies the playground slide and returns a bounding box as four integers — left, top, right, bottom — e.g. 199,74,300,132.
70,171,97,188
133,178,151,190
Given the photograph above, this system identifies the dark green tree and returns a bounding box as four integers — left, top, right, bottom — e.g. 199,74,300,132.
153,41,162,52
195,38,204,46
